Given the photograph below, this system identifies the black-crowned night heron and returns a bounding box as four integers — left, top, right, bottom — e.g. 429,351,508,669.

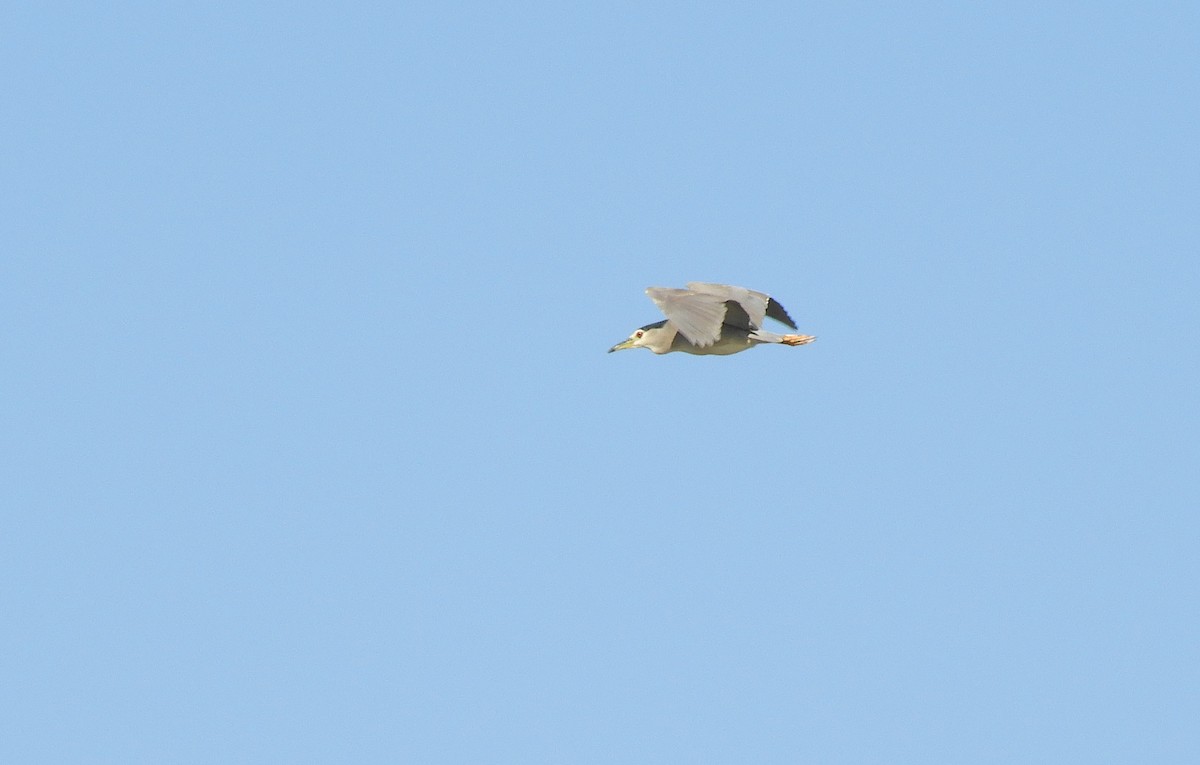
609,282,816,356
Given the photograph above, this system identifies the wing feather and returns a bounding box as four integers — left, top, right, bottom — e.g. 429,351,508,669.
766,297,798,329
645,287,727,347
685,282,770,329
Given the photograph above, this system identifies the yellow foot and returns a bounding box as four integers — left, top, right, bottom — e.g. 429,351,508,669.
781,334,816,346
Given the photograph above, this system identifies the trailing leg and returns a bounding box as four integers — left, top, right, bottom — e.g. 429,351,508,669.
780,334,816,346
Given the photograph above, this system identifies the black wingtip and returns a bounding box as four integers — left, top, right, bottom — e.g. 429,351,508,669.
766,297,798,329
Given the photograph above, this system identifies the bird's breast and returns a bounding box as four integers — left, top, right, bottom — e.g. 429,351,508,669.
673,326,754,355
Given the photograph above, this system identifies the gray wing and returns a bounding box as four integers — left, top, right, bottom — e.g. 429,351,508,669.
686,282,798,330
645,287,728,347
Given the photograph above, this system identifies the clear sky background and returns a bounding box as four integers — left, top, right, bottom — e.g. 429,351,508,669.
3,3,1198,763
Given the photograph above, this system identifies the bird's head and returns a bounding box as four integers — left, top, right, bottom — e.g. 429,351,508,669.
608,321,667,353
607,327,649,353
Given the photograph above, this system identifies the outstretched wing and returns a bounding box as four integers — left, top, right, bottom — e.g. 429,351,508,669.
645,287,728,347
686,282,798,330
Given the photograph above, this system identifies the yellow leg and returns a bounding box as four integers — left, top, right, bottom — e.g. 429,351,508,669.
780,334,816,346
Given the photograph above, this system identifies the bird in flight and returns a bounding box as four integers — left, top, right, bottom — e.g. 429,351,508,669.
609,282,816,356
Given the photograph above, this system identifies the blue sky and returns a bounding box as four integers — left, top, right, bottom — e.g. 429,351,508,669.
3,3,1198,762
